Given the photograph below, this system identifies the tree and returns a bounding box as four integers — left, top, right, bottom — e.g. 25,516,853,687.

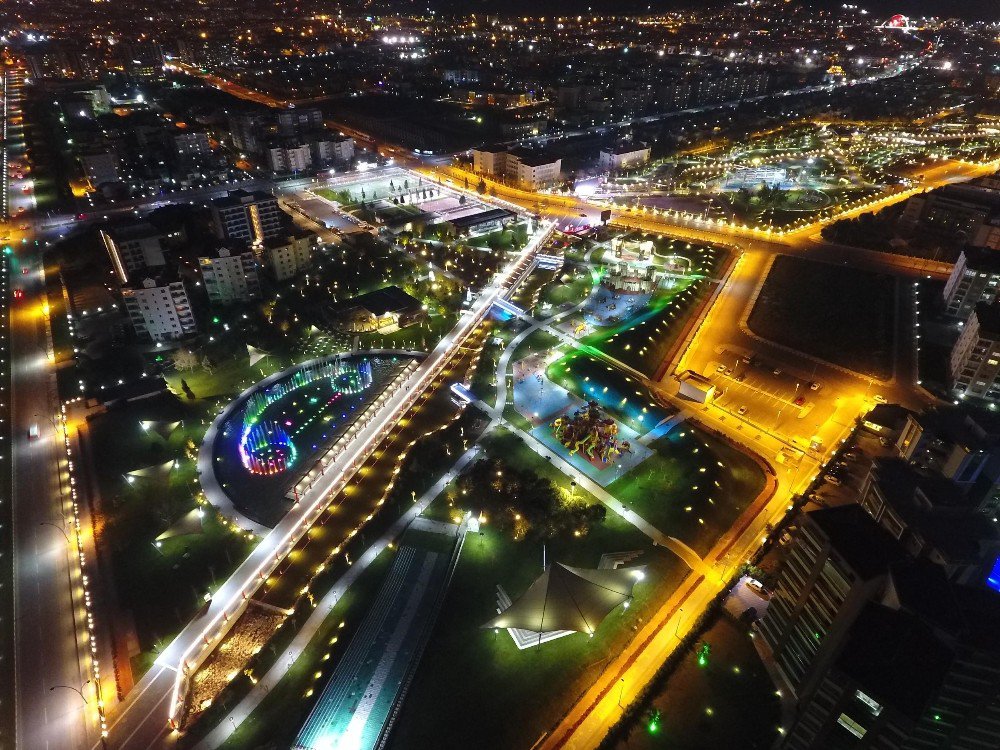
476,179,487,195
172,349,199,371
459,194,467,206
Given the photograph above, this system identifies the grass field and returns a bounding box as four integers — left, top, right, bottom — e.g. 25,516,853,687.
748,255,896,380
613,614,781,750
388,424,764,750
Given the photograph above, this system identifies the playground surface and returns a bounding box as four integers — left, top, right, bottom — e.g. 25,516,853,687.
512,353,654,487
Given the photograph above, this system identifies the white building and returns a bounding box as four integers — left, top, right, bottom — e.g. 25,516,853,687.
100,223,166,284
199,246,261,304
599,143,651,172
122,275,196,341
950,302,1000,401
312,136,355,164
263,233,315,281
265,143,312,174
506,150,561,189
472,145,507,176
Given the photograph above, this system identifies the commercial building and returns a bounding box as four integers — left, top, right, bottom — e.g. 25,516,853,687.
122,274,196,341
442,208,516,236
470,146,561,189
950,302,1000,401
199,246,261,304
262,233,316,281
326,285,424,332
944,248,1000,321
210,189,285,244
100,223,167,284
598,143,651,172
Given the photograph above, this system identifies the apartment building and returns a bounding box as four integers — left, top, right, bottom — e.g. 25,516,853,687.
100,223,167,284
943,248,1000,321
122,274,196,341
199,246,261,304
210,189,285,244
950,302,1000,401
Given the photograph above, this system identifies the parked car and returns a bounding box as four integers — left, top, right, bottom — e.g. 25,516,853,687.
716,364,726,373
738,405,748,415
773,368,782,376
793,396,805,406
824,474,842,486
873,394,887,403
809,381,821,391
28,423,39,440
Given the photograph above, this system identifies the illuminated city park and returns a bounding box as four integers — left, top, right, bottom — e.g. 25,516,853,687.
11,6,1000,750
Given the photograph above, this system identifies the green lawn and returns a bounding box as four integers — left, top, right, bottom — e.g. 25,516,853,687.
610,429,766,556
389,498,687,750
388,423,762,750
612,615,781,750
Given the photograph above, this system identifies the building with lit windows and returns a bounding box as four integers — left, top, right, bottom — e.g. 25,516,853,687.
199,246,261,304
756,505,907,698
943,249,1000,321
598,143,651,172
261,232,316,281
210,189,285,245
950,302,1000,401
122,273,196,341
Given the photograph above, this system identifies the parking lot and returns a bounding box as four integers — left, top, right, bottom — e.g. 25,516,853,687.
702,346,846,452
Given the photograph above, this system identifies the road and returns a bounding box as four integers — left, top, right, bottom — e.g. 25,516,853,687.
5,62,105,750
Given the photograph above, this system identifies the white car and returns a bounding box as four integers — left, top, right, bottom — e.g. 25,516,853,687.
28,423,39,440
873,394,887,404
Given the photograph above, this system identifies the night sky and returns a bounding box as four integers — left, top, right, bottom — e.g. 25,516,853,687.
388,0,1000,22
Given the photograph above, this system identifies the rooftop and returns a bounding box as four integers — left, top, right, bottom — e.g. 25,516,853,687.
807,504,908,580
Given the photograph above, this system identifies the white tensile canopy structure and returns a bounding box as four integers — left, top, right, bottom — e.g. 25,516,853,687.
483,563,645,636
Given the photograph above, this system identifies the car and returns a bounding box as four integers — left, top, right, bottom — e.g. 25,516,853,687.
12,288,24,301
737,405,748,415
734,374,746,382
793,396,805,406
873,394,887,403
716,364,726,373
773,368,782,376
809,381,821,391
741,354,754,364
18,224,27,230
745,580,770,598
21,267,27,274
724,368,733,377
824,474,842,486
843,452,859,461
28,423,39,440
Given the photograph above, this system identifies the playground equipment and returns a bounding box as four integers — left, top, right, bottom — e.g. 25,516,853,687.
551,401,631,465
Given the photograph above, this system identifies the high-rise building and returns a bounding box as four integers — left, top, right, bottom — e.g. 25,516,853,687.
199,246,261,304
943,249,1000,321
99,223,167,284
209,190,285,245
756,505,907,697
80,149,120,188
122,274,196,341
950,302,1000,401
262,233,316,281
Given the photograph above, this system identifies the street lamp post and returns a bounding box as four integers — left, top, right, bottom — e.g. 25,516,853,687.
618,678,626,708
675,607,684,639
49,680,89,704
